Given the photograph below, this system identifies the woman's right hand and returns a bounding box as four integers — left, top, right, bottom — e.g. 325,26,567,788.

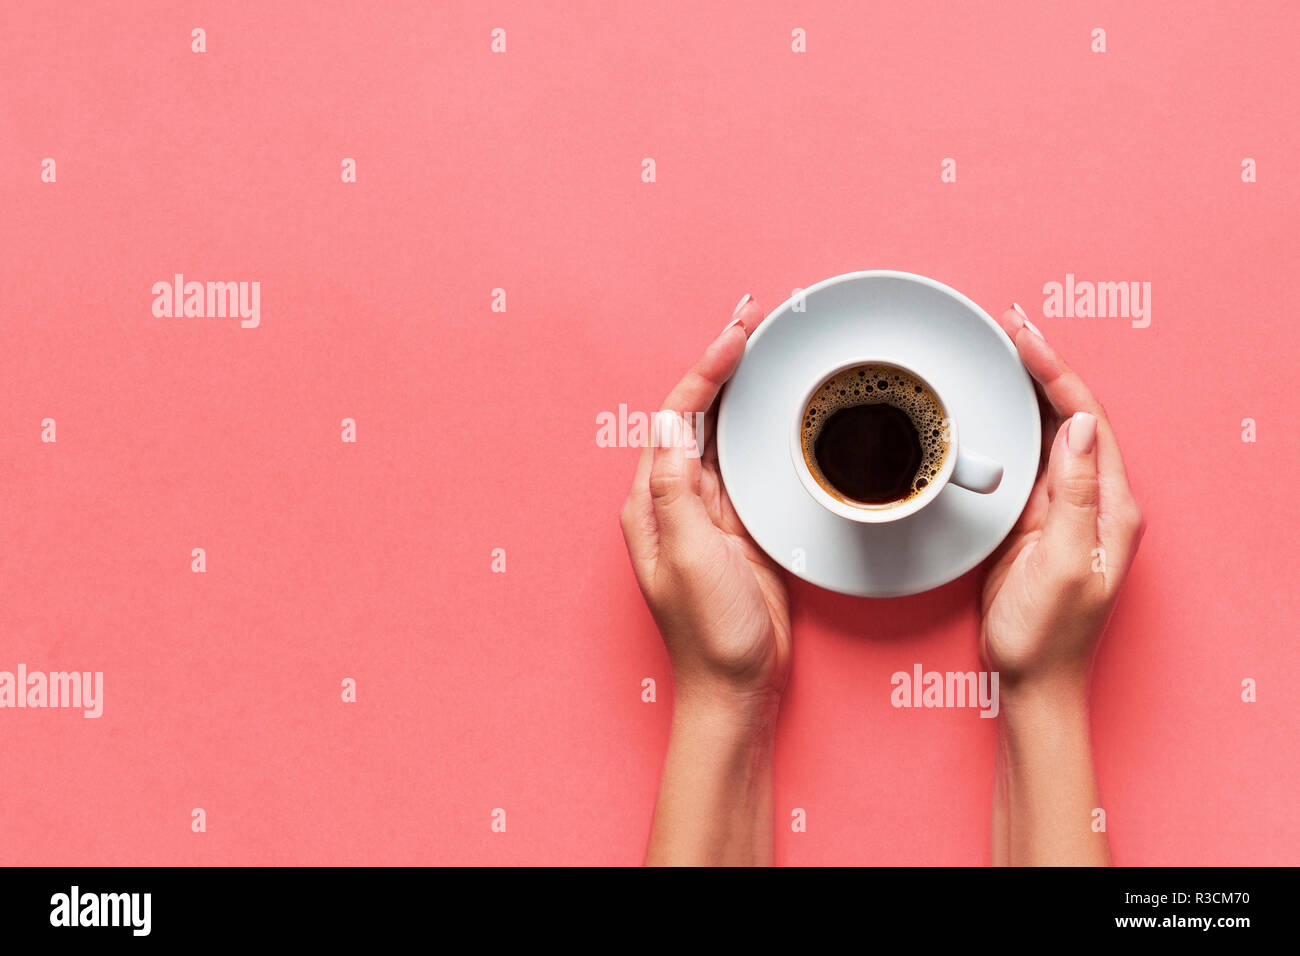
980,305,1146,866
979,306,1146,695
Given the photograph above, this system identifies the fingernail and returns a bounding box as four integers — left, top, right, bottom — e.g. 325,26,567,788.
723,294,752,335
653,409,680,448
1067,412,1097,455
1012,302,1028,322
1023,319,1044,338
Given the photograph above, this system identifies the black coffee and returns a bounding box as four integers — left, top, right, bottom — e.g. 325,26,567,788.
801,363,949,507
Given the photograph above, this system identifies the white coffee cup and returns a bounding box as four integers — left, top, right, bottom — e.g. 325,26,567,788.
789,357,1003,523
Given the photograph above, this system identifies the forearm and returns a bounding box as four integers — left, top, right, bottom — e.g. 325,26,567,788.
646,692,777,866
994,676,1110,866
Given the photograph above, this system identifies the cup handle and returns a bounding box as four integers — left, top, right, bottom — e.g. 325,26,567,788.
950,447,1003,494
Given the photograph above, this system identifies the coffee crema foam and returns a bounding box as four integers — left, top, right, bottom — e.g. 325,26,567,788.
801,363,950,506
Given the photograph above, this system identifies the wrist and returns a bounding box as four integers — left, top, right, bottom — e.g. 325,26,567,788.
997,669,1089,716
671,680,781,743
996,673,1091,750
650,679,778,867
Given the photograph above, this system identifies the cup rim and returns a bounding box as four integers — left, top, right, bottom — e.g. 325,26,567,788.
789,357,960,524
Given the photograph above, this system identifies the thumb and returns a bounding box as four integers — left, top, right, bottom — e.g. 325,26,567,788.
1040,412,1101,557
648,409,710,550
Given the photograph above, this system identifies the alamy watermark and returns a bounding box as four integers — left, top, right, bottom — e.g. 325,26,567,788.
1041,273,1151,328
50,886,150,936
891,663,999,718
596,404,705,458
152,274,260,328
0,665,103,718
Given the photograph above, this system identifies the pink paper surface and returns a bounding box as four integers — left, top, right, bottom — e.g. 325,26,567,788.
2,1,1296,865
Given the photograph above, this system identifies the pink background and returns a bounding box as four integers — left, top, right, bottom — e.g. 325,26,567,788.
3,1,1297,865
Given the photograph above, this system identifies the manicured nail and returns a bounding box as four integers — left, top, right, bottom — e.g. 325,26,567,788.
1023,319,1044,338
1067,412,1097,455
1012,302,1028,321
723,294,752,334
653,409,680,448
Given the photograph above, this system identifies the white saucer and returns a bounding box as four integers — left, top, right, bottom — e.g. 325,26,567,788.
716,271,1041,597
